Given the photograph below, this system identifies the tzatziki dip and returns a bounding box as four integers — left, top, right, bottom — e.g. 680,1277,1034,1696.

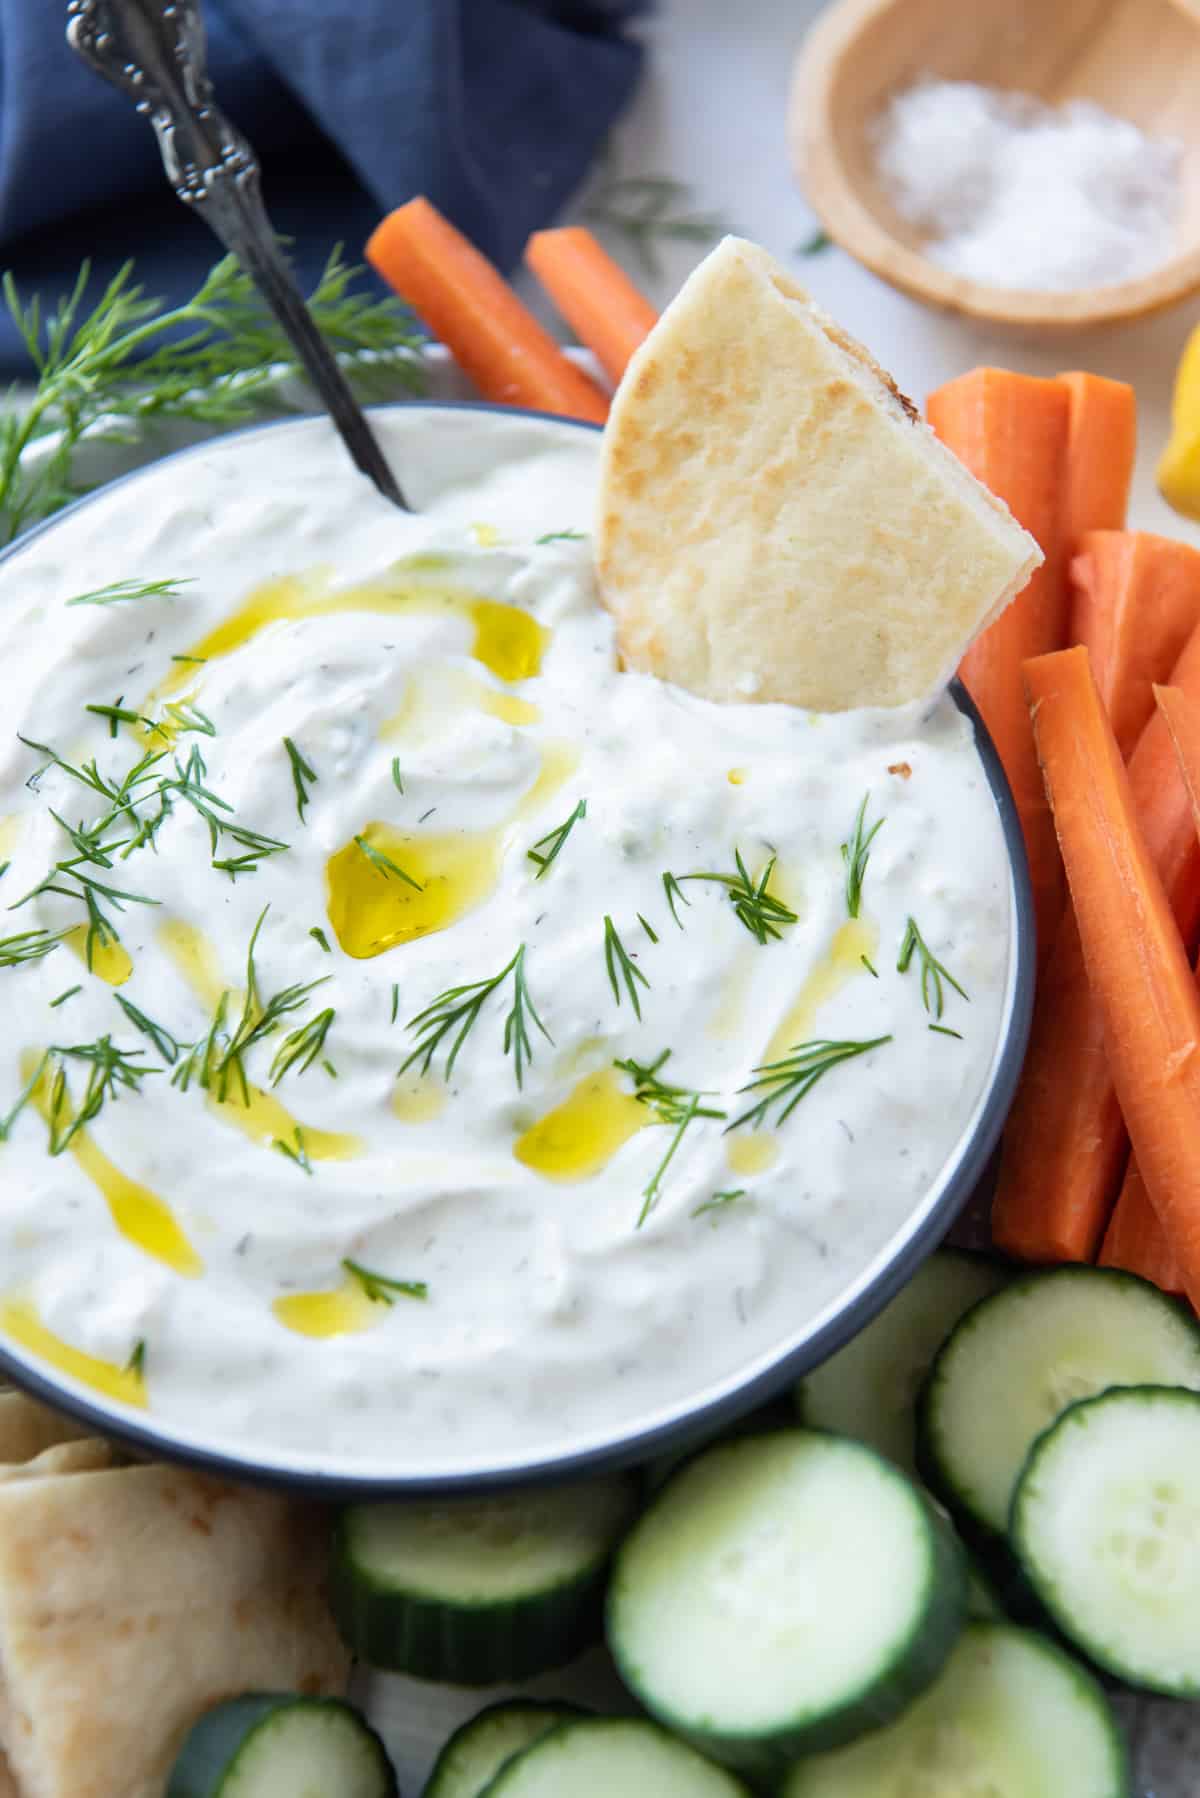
0,408,1015,1475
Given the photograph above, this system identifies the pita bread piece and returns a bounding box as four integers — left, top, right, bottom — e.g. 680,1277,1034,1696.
0,1465,348,1798
595,237,1041,711
0,1397,88,1470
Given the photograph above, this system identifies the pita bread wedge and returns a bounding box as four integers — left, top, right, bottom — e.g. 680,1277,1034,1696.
595,237,1041,711
0,1396,88,1470
0,1465,347,1798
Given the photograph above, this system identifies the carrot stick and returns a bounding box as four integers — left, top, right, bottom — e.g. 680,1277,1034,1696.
1023,645,1200,1309
1070,532,1200,758
992,625,1200,1264
366,198,610,423
1054,372,1136,560
525,228,658,388
927,370,1070,952
1100,1159,1185,1296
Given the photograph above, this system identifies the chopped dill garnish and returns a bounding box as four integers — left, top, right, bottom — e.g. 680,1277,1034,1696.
526,798,587,878
638,912,659,944
604,916,650,1020
342,1258,428,1304
678,849,797,944
355,834,422,891
124,1337,147,1378
170,654,207,665
273,1126,313,1175
693,1187,747,1218
536,528,585,544
0,927,71,969
727,1035,892,1133
585,173,729,279
49,985,81,1008
30,1035,159,1154
662,870,690,928
86,698,143,738
929,1023,964,1040
114,993,179,1064
283,737,318,823
402,943,551,1088
65,576,189,608
614,1050,726,1229
391,757,404,794
897,917,968,1020
841,793,882,919
797,228,832,256
310,926,332,953
861,955,879,977
161,698,216,738
322,1059,337,1079
390,983,400,1025
270,1008,335,1084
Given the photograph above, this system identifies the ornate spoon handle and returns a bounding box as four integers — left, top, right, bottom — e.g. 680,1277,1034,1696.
66,0,410,512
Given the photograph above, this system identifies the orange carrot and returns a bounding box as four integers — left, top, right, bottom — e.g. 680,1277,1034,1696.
1054,372,1136,560
366,198,610,423
927,370,1070,952
1070,532,1200,757
1024,645,1200,1309
1100,1159,1185,1296
993,625,1200,1264
525,227,658,388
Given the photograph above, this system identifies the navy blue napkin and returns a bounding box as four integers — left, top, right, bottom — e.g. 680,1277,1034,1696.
0,0,644,375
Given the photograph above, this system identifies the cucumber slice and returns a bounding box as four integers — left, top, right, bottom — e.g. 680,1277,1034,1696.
479,1718,751,1796
166,1695,397,1798
331,1474,638,1683
1012,1384,1200,1695
606,1430,966,1777
424,1702,586,1798
797,1251,1007,1472
780,1622,1130,1797
918,1266,1200,1535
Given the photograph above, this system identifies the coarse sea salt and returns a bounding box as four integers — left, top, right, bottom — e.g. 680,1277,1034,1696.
872,80,1181,292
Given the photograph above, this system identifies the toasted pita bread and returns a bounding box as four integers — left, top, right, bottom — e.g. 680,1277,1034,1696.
595,237,1041,711
0,1396,88,1470
0,1465,347,1798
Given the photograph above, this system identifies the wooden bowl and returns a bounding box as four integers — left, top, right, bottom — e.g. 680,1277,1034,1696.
791,0,1200,328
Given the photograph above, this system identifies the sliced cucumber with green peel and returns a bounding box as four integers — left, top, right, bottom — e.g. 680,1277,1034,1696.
423,1701,586,1798
1012,1384,1200,1696
331,1473,638,1683
918,1267,1200,1535
779,1622,1130,1797
606,1430,966,1778
479,1718,751,1796
797,1250,1007,1472
166,1695,397,1798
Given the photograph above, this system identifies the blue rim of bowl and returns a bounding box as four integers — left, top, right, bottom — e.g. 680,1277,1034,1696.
0,400,1036,1496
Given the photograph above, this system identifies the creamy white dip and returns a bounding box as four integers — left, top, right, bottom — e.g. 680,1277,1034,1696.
0,409,1015,1475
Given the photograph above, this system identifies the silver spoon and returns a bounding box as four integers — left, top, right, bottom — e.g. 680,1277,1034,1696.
65,0,410,511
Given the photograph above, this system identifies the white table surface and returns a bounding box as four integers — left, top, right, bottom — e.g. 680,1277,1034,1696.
370,7,1200,1792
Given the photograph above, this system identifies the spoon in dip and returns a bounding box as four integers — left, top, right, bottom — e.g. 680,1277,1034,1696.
65,0,411,512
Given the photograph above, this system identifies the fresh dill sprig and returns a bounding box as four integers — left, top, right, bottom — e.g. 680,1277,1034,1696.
526,798,587,878
797,228,832,256
355,834,422,891
614,1050,726,1228
402,944,551,1088
693,1187,747,1219
49,985,81,1008
0,927,71,969
160,699,216,738
0,1057,51,1142
604,915,650,1020
728,1035,892,1133
536,528,585,545
342,1258,428,1304
66,577,189,608
391,758,404,795
124,1338,147,1378
39,1035,157,1154
390,983,400,1025
114,993,179,1064
841,794,882,919
585,174,730,279
897,917,968,1020
929,1023,964,1040
662,870,691,928
638,912,659,944
0,248,423,543
310,926,331,953
85,699,144,739
283,737,317,823
270,1008,335,1084
861,955,879,978
273,1126,312,1175
678,850,797,945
